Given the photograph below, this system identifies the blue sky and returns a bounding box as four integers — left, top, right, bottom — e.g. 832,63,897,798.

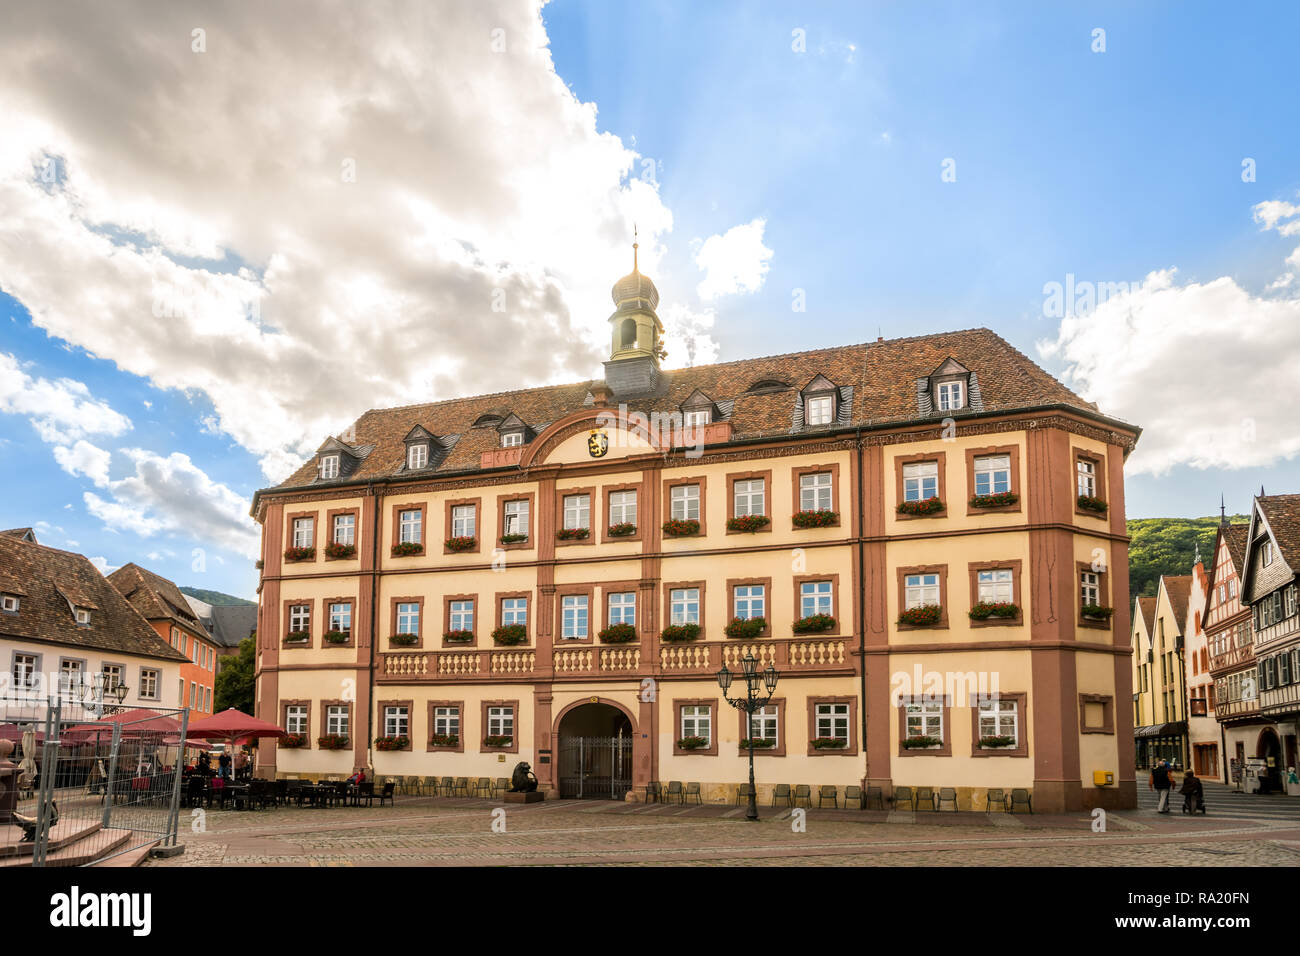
2,0,1299,599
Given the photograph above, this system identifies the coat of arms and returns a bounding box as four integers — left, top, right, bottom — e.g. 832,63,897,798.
587,429,609,458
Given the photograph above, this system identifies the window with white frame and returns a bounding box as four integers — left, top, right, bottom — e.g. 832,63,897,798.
681,704,711,743
904,573,940,609
396,602,419,635
329,602,352,634
902,461,939,502
398,509,422,544
561,595,588,639
1263,541,1274,567
451,504,476,538
1229,580,1237,599
204,686,211,712
59,659,83,699
286,705,307,735
1080,571,1101,607
799,472,833,512
189,683,197,708
407,443,428,470
670,588,700,625
815,702,849,740
502,597,527,628
433,706,460,737
936,380,965,411
978,699,1018,743
805,394,834,425
748,704,779,743
683,408,711,428
139,668,159,700
332,513,355,545
800,580,833,618
289,604,310,633
449,599,474,632
973,455,1011,496
326,705,349,736
320,455,339,479
503,499,529,537
905,701,943,740
608,489,637,526
292,516,314,548
976,569,1014,604
608,592,636,627
1288,587,1298,618
74,607,91,625
487,705,514,739
733,478,765,517
734,584,765,620
501,431,523,448
12,653,37,689
670,484,700,521
563,494,590,530
101,664,122,692
384,706,409,738
0,594,17,613
1077,459,1097,497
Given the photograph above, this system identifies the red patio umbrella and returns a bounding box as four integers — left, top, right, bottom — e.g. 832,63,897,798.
184,708,287,772
62,707,184,740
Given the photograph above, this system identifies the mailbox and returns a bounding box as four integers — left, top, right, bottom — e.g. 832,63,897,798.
1092,770,1114,786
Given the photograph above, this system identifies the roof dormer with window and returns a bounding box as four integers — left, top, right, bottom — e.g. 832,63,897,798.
680,389,719,428
495,412,534,449
402,425,442,472
918,357,982,416
798,374,843,429
313,436,367,482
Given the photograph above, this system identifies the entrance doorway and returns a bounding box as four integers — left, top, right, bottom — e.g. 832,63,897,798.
1257,728,1283,793
557,703,634,800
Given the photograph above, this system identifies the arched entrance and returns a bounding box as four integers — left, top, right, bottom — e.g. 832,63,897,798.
1257,728,1283,794
556,701,634,800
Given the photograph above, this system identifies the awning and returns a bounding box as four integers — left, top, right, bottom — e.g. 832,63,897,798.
1134,721,1188,738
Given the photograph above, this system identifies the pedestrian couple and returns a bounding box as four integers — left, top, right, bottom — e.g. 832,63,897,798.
1149,759,1205,814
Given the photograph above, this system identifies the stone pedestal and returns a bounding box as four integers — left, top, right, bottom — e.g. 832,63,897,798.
503,791,544,804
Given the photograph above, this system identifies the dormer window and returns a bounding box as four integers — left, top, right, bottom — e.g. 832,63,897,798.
684,408,711,428
806,395,834,426
408,443,429,470
320,455,339,480
936,380,965,411
1,595,18,613
1263,541,1274,567
75,607,90,626
501,431,523,448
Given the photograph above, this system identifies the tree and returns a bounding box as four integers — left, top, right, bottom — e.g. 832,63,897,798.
215,636,255,713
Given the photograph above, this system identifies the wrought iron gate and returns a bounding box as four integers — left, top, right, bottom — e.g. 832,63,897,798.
557,735,633,799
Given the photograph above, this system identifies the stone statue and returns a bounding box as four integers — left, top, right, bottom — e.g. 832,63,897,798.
508,761,538,793
14,801,58,843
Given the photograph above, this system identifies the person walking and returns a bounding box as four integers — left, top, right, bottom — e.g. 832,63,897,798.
1150,758,1173,813
1180,768,1205,814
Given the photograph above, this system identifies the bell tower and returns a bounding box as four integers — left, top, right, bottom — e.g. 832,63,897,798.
604,232,665,395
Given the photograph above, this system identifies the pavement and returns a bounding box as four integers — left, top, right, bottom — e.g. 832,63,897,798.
145,778,1300,866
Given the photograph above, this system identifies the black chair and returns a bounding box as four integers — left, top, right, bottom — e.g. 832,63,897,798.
864,786,884,810
843,785,864,809
985,788,1007,812
664,781,683,804
683,782,702,805
644,781,662,803
273,779,289,806
817,785,838,808
771,783,792,807
937,787,958,812
735,783,755,806
893,786,914,810
356,782,375,807
376,781,395,807
915,786,938,811
185,775,205,808
1009,788,1033,814
791,784,812,808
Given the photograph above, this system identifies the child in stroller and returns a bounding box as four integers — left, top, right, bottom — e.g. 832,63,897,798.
1179,769,1206,814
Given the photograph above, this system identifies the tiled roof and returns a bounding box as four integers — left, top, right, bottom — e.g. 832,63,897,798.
1137,596,1157,634
2,528,36,540
107,563,205,637
209,605,257,648
1160,574,1193,623
1222,523,1250,570
0,536,188,662
1257,494,1300,570
268,327,1123,493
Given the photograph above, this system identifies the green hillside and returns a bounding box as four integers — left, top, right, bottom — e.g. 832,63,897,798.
178,586,255,607
1126,515,1248,601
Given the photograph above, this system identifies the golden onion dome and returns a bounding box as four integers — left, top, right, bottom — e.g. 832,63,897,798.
610,238,659,310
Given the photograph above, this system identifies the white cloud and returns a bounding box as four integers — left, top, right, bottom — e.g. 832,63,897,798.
1040,196,1300,475
693,218,775,301
87,555,117,576
0,1,690,483
84,449,259,558
0,352,132,444
52,439,112,487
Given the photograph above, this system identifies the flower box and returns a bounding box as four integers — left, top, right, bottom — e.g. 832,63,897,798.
810,737,847,750
283,545,315,562
607,522,637,537
661,518,700,537
280,734,307,749
499,533,529,545
556,527,590,541
791,614,836,634
739,738,776,749
391,541,424,557
323,630,351,644
429,733,459,747
660,623,702,642
491,624,527,645
978,735,1016,749
896,497,944,517
968,601,1020,621
724,616,766,639
389,633,419,647
444,630,475,643
317,734,350,750
792,509,838,528
483,735,513,748
445,536,477,553
1077,494,1108,514
374,735,409,751
676,736,709,750
1081,604,1115,621
902,735,943,750
969,491,1019,509
284,630,310,644
598,622,638,644
898,604,942,627
726,514,770,533
324,541,357,559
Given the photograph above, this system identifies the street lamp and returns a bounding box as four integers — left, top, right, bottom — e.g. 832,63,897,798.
717,653,779,821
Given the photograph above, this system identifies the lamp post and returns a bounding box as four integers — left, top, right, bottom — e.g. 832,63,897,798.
717,653,779,821
79,674,129,718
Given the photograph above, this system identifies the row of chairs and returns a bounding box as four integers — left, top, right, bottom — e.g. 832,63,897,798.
643,781,1033,812
894,786,1032,813
396,775,512,798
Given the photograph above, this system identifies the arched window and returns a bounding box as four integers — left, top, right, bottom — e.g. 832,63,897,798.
620,318,637,349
